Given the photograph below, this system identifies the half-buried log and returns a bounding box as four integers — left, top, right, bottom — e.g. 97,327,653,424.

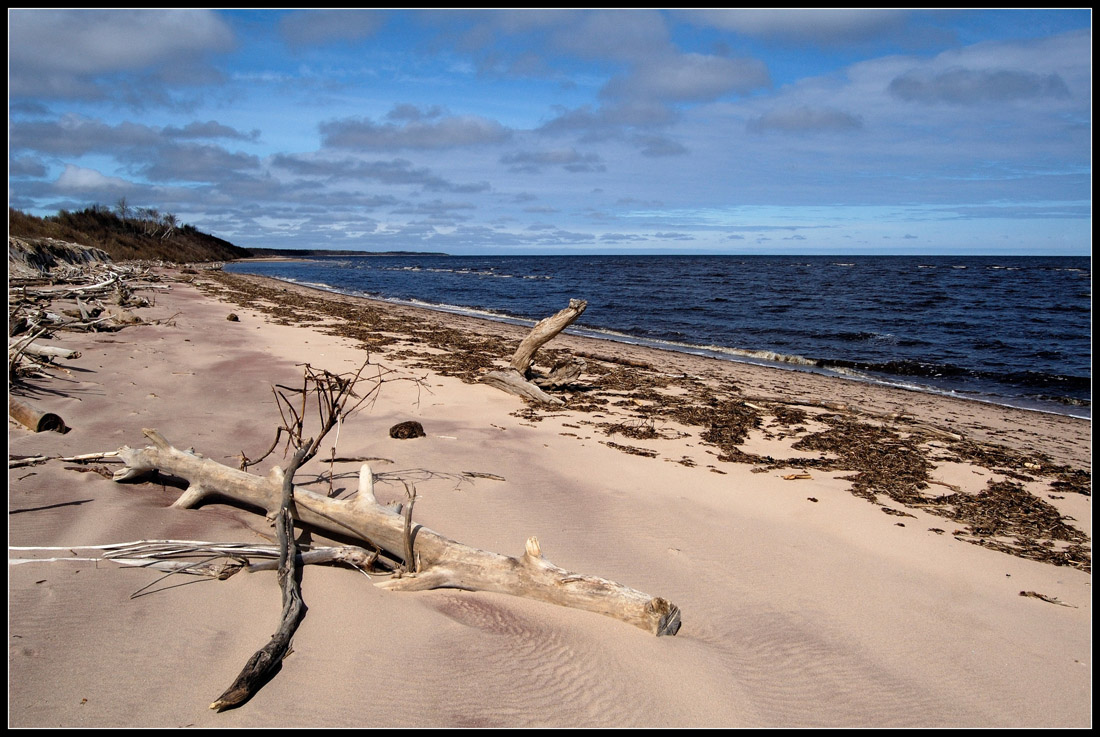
113,428,681,636
9,397,69,433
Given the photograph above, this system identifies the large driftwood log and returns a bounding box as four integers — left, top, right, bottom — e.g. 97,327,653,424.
481,299,588,405
114,428,680,636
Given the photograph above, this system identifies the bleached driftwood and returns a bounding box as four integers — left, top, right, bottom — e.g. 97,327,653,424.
532,356,587,389
113,428,681,636
9,340,81,360
481,299,588,405
479,369,565,404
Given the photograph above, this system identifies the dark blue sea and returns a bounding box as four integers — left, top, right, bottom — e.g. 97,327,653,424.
225,255,1092,419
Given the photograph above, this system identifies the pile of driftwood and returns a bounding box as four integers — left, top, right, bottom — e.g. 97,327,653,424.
8,260,173,432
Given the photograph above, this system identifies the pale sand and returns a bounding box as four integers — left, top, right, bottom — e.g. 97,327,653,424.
8,269,1091,728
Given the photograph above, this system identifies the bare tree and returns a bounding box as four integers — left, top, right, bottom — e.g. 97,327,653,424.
115,197,131,224
160,212,178,240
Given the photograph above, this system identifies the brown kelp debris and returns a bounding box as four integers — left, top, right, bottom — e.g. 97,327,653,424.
199,272,508,380
937,480,1090,571
670,397,761,458
792,415,934,504
599,417,690,442
942,438,1046,474
771,405,809,427
939,480,1079,539
601,441,659,459
1048,468,1092,497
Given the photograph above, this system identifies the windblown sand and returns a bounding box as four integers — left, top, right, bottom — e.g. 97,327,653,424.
8,268,1091,727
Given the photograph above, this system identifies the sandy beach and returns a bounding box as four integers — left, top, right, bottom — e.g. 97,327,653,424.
8,266,1091,728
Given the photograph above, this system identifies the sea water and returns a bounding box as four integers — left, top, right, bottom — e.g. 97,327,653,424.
225,255,1091,419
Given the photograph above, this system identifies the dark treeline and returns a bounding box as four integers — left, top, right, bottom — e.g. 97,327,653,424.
247,247,448,258
8,203,252,263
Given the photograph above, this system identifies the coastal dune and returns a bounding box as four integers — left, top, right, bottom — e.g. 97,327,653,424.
8,268,1091,728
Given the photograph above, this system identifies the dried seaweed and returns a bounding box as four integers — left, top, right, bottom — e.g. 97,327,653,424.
601,441,658,458
792,415,934,504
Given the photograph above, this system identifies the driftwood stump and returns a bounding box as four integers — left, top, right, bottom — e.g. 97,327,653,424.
481,299,588,405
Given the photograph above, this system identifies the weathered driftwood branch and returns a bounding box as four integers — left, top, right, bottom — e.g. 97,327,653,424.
209,446,309,711
510,298,587,375
481,299,588,405
479,369,565,405
8,340,81,360
114,428,680,636
532,356,587,389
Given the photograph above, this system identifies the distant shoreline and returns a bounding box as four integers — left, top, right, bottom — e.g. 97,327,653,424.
240,249,449,259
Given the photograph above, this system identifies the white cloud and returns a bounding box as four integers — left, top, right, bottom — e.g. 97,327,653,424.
551,9,670,62
55,164,131,192
9,9,234,97
500,148,605,173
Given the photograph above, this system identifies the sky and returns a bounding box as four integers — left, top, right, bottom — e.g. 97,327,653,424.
7,8,1093,255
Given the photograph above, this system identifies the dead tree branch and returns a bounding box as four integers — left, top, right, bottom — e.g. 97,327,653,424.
481,299,588,405
209,445,309,711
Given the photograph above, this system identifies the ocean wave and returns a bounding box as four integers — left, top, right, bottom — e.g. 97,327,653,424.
376,265,551,280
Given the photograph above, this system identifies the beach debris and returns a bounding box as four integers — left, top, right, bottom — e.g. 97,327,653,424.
8,397,69,433
8,451,120,468
480,298,587,405
113,428,680,638
211,446,309,712
8,340,81,361
782,473,813,480
9,540,379,578
601,440,659,458
226,312,239,321
1019,590,1076,607
461,471,506,481
389,420,426,439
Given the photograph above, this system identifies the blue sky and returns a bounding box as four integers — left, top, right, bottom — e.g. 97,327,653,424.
7,9,1092,255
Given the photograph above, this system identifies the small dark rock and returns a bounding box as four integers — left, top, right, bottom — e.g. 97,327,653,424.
226,313,239,322
389,421,426,439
